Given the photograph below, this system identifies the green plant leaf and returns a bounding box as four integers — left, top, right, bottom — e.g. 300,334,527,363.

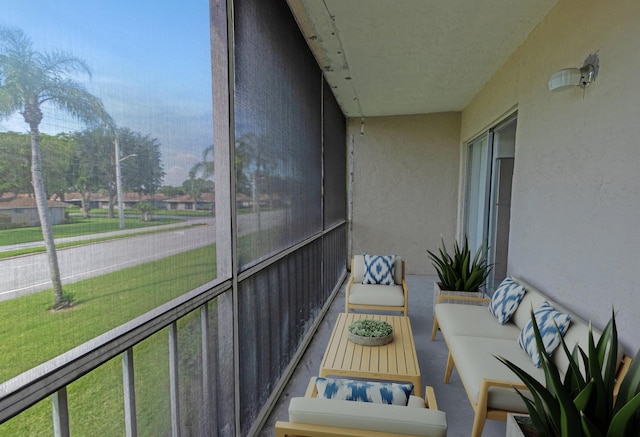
598,311,618,416
498,309,640,437
581,411,605,437
497,355,561,432
560,336,587,395
608,392,640,437
574,381,595,411
587,322,610,429
615,348,640,412
427,235,492,291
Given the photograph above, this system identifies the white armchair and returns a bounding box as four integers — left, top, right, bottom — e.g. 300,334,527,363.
345,255,408,316
275,377,447,437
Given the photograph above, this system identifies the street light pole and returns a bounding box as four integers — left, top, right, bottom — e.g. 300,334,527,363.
114,137,125,229
114,136,136,229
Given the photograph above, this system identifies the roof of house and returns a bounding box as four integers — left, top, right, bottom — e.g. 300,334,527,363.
0,194,71,209
163,193,215,203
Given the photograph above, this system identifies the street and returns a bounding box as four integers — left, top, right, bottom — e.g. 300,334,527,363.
0,210,286,301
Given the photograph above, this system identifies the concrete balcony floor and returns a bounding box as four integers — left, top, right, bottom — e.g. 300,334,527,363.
260,275,507,437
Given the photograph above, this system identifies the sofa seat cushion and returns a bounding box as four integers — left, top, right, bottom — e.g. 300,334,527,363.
288,397,447,437
448,336,545,412
348,283,405,307
435,304,521,340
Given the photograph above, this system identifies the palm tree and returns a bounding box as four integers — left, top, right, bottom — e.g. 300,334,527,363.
190,144,214,180
0,27,112,309
189,145,214,212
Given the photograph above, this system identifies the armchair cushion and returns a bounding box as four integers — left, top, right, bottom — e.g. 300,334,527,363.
348,283,406,306
315,377,413,406
362,254,396,285
287,397,448,437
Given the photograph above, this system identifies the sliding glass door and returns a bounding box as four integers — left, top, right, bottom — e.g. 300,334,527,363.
464,115,517,292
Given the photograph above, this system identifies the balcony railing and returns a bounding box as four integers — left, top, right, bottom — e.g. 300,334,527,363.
0,223,347,437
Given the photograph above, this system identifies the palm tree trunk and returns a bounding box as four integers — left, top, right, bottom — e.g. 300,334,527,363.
30,126,66,308
80,190,90,218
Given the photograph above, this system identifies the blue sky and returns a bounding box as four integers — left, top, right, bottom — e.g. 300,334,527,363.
1,0,214,186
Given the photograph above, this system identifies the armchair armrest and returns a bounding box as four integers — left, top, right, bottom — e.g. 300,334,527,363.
425,386,438,410
402,277,409,312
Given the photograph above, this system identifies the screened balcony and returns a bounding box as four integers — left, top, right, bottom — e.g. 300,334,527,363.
2,0,640,436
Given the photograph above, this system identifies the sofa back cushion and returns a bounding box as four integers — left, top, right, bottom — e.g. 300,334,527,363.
353,254,403,285
551,316,625,377
509,277,625,375
510,277,547,330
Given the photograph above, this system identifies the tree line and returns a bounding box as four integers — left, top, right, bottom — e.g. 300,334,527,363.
0,129,164,217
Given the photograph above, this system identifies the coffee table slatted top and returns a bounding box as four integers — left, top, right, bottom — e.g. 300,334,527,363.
319,313,422,396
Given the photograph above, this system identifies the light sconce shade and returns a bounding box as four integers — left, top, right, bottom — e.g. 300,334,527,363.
548,64,596,92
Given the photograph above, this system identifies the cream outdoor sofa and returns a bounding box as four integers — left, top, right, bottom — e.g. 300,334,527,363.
275,377,447,437
431,275,632,437
345,255,408,316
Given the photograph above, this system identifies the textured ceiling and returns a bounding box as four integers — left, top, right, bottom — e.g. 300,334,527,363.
288,0,558,118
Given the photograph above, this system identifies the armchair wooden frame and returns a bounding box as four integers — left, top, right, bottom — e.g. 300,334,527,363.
345,257,409,316
274,377,440,437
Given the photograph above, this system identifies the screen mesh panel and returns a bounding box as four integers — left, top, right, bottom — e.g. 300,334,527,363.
234,0,322,271
323,80,347,227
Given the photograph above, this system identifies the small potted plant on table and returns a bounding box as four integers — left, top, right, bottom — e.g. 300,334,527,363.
347,319,394,346
427,236,492,309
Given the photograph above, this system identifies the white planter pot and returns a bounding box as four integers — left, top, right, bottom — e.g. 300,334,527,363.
432,281,484,313
506,413,535,437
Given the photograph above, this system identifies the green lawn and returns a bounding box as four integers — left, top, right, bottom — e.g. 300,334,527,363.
0,216,182,246
0,244,217,436
0,224,282,436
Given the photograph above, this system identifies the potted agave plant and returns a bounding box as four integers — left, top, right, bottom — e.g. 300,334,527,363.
427,236,492,309
498,310,640,437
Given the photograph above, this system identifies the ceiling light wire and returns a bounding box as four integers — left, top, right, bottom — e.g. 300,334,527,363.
320,0,365,123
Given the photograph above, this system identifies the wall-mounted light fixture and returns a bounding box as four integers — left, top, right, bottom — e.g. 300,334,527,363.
548,64,596,92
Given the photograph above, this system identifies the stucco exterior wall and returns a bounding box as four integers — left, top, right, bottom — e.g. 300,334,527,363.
461,0,640,351
347,113,460,275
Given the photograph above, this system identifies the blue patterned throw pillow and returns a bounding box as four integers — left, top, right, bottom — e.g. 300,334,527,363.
315,377,413,405
362,254,395,285
488,276,526,324
518,301,571,367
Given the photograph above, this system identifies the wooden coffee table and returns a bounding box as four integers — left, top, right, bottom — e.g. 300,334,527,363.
319,313,422,396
